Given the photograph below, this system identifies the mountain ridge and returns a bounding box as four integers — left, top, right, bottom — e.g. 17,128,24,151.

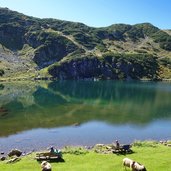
1,7,171,80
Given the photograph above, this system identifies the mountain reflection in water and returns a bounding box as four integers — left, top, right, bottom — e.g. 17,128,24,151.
0,81,171,152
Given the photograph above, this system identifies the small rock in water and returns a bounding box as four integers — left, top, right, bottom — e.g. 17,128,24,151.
1,152,4,155
72,122,80,126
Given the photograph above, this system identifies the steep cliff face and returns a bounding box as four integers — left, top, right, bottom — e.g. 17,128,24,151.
25,31,79,68
0,24,25,50
33,41,77,68
48,54,159,80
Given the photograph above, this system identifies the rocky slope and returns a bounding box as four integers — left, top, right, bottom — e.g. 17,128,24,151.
0,7,171,80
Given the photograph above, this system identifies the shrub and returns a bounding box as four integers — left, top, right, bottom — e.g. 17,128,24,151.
0,69,5,76
62,146,89,155
152,31,171,51
133,140,158,147
159,57,171,69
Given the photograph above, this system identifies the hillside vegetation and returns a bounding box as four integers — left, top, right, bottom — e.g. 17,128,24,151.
1,7,171,80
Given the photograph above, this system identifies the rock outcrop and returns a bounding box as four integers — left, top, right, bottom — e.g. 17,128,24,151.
8,149,22,157
49,54,160,80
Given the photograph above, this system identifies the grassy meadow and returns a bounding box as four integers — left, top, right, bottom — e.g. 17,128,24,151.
0,141,171,171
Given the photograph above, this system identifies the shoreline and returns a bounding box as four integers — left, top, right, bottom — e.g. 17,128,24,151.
1,140,170,155
1,76,171,82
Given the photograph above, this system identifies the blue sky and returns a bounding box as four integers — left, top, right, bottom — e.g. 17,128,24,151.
0,0,171,29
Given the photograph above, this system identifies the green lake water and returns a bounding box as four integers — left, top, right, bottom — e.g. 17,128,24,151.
0,80,171,152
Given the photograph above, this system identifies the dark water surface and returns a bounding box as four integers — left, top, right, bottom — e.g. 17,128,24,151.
0,81,171,152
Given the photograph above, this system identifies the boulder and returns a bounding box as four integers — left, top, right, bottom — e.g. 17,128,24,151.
8,149,22,157
0,156,6,161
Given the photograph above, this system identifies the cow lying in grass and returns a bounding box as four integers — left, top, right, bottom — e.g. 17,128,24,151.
123,158,147,171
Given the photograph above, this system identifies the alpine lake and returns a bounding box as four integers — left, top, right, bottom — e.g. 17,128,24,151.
0,80,171,152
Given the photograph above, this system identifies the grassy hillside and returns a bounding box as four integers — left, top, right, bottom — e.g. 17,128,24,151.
0,142,171,171
0,7,171,80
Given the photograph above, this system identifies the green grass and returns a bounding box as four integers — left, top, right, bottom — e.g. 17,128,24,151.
0,142,171,171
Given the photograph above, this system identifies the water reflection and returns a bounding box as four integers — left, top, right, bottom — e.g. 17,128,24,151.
0,81,171,139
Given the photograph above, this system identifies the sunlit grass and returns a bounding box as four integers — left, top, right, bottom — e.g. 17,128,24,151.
0,142,171,171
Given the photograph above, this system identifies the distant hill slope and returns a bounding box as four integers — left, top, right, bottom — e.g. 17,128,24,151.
0,7,171,80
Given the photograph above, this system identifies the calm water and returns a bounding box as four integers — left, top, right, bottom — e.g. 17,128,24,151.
0,80,171,152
